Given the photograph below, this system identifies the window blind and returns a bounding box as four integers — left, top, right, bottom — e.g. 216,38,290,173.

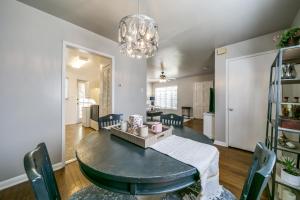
155,86,177,109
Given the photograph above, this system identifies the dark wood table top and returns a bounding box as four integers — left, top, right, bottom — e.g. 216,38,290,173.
76,127,212,195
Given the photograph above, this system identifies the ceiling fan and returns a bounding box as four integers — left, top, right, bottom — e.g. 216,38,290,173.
157,62,176,83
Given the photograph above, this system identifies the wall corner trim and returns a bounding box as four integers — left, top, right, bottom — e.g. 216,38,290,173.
213,140,228,147
0,162,64,191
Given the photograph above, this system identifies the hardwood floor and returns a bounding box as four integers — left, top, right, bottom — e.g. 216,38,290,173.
0,119,261,200
0,162,91,200
184,118,203,133
184,119,253,198
184,119,267,200
65,124,94,161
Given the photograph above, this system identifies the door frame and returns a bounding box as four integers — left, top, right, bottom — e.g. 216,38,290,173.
61,41,115,165
225,50,276,147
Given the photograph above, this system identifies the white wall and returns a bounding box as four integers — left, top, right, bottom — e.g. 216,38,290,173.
147,82,153,98
0,0,146,183
65,72,78,125
214,10,300,143
214,32,278,143
152,74,214,116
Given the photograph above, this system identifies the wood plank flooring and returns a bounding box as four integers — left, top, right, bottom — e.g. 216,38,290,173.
65,124,94,161
185,119,253,198
0,119,261,200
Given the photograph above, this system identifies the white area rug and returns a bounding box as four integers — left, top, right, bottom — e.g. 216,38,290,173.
151,135,222,200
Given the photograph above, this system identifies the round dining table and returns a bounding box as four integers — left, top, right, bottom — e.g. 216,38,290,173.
76,126,212,195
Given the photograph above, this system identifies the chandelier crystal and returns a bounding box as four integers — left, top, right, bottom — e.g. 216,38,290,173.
118,14,159,59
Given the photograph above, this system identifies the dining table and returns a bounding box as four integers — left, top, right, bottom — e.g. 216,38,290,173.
75,126,212,196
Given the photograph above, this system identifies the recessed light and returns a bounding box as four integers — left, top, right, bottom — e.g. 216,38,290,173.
71,56,88,69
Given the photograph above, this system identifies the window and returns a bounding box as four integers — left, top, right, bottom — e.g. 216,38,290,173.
155,86,177,109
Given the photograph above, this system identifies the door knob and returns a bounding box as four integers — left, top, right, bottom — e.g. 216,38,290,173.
229,108,234,111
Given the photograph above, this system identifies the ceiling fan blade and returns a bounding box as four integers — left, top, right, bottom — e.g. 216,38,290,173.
166,79,175,82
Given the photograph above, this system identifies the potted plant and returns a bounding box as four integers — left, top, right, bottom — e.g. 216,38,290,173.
280,157,300,186
277,27,300,48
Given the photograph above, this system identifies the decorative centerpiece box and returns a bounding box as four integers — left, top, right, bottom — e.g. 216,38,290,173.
111,124,172,148
280,117,300,130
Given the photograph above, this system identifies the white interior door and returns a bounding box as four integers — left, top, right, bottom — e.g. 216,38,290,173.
227,52,276,152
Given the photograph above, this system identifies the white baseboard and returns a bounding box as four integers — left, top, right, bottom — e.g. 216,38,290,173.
0,174,28,191
65,158,77,164
0,162,64,191
214,140,228,147
53,162,65,171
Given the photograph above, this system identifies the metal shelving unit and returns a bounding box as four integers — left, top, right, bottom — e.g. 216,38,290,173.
265,45,300,200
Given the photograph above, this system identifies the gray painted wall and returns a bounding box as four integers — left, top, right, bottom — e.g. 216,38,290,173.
152,74,214,116
0,0,146,181
214,8,300,143
293,9,300,26
214,32,278,142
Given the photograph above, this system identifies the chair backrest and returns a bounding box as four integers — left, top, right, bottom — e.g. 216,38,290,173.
99,114,122,129
24,143,61,200
240,142,276,200
160,113,184,127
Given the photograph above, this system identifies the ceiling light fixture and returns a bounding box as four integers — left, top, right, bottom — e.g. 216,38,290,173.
118,0,159,59
71,56,88,69
159,71,167,83
157,62,176,82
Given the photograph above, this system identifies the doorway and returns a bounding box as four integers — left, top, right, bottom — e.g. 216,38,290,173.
62,42,114,163
226,51,276,152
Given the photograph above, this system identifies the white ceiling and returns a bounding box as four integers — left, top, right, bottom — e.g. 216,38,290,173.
18,0,300,81
66,46,111,78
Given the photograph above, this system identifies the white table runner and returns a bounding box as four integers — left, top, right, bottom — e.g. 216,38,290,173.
150,135,222,200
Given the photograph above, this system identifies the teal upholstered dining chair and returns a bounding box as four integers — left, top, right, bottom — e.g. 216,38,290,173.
24,143,136,200
160,113,184,127
164,142,276,200
98,114,123,130
238,142,276,200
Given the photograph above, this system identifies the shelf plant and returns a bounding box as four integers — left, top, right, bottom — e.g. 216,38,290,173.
277,27,300,48
279,157,300,186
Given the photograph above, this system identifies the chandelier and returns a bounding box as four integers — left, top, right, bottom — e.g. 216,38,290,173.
118,0,159,59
